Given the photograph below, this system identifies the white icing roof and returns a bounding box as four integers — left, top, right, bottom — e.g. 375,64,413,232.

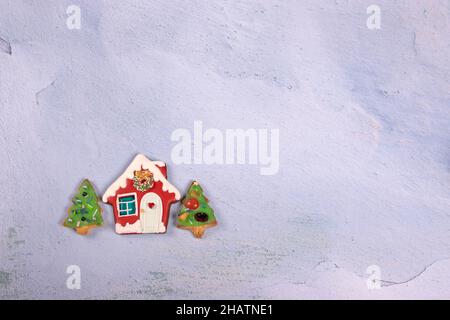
102,154,180,202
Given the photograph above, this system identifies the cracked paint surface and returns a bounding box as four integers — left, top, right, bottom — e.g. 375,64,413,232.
0,36,12,55
0,1,450,299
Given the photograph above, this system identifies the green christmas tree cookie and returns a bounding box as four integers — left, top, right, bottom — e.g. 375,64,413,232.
63,179,103,235
177,181,217,238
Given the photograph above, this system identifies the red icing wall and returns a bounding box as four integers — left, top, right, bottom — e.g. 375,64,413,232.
106,175,178,231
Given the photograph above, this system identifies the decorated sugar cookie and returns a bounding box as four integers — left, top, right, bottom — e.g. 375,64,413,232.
63,179,104,235
177,181,217,238
103,154,180,234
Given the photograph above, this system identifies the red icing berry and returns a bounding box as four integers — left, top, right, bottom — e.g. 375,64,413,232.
185,198,199,210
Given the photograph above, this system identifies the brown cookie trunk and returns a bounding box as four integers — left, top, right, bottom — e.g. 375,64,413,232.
75,225,98,235
177,220,217,238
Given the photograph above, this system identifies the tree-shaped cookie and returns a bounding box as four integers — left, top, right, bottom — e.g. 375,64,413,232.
177,181,217,238
63,179,103,235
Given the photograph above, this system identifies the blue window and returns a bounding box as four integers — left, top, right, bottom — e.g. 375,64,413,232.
118,194,137,216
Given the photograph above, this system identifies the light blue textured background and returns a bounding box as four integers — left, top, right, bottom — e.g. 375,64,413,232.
1,0,450,299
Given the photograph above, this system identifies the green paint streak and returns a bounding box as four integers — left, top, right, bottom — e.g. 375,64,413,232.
8,227,17,239
0,271,12,287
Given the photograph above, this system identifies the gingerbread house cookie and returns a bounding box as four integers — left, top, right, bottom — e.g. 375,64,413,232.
103,154,180,234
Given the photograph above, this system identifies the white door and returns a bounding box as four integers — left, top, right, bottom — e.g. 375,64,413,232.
140,192,164,233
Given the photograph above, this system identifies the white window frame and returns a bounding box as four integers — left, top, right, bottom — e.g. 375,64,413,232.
117,192,138,217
